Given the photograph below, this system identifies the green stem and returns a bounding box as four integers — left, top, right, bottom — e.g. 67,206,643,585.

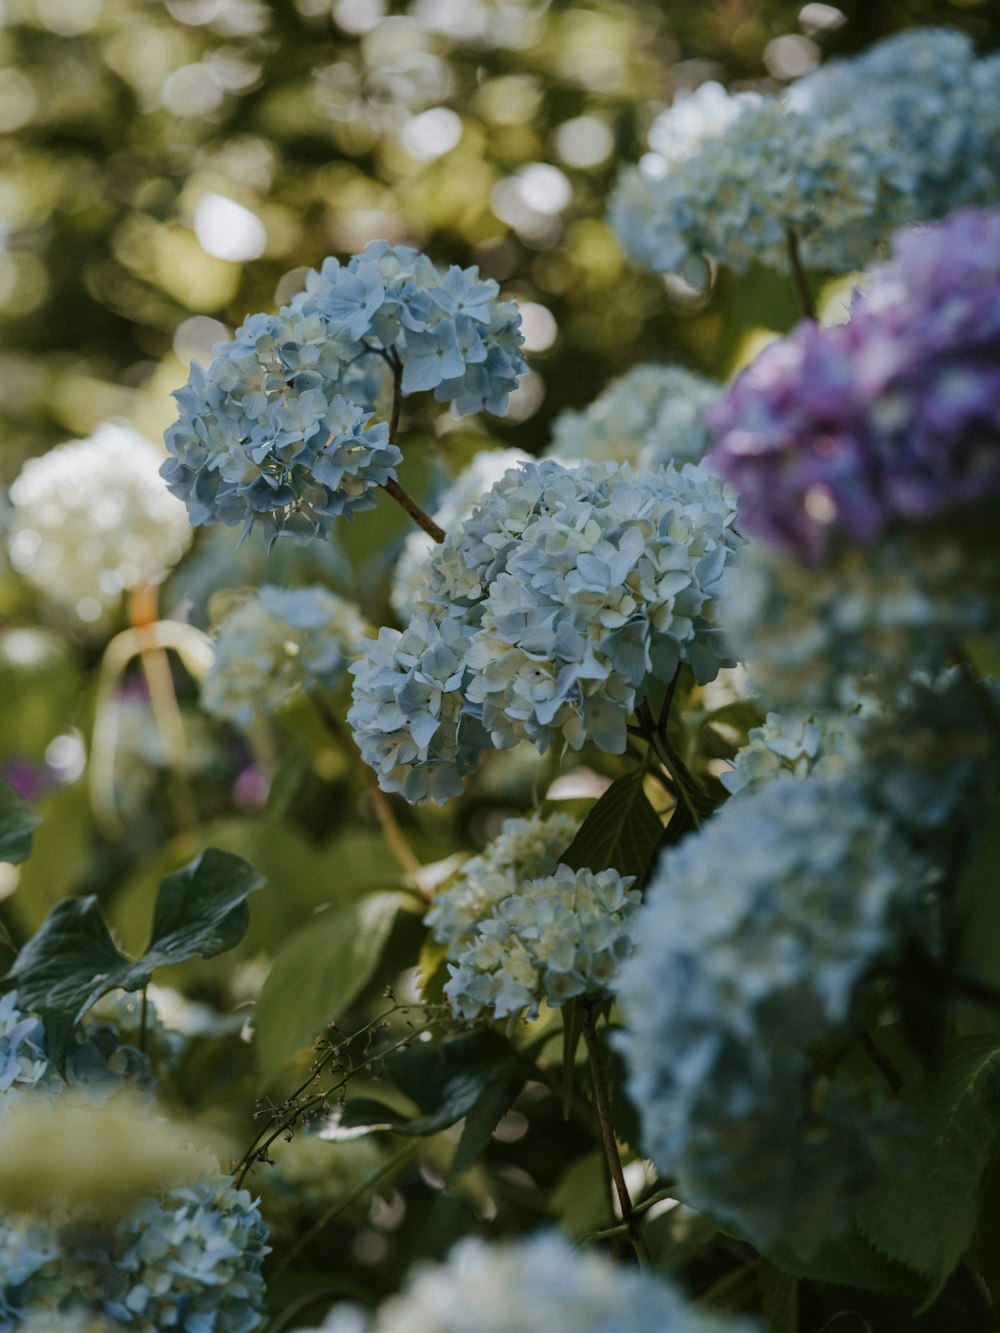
310,694,424,882
581,1000,649,1267
859,1029,902,1094
785,226,816,321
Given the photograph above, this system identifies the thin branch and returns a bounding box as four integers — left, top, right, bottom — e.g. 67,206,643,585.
785,227,817,321
310,694,424,882
859,1029,902,1094
581,1000,649,1267
381,477,446,543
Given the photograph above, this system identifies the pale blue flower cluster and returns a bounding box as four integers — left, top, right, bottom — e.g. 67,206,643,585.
0,993,46,1096
616,774,931,1251
721,531,1000,710
347,613,492,804
0,995,269,1333
0,1177,268,1333
0,994,150,1113
610,81,905,284
441,862,637,1023
390,448,529,625
544,363,722,470
104,1176,269,1332
201,584,370,729
788,28,1000,222
163,243,526,543
425,811,580,952
721,695,873,797
308,1232,760,1332
352,458,741,800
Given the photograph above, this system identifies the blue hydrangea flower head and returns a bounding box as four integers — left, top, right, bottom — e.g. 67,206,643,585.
390,448,530,625
610,83,907,282
616,773,931,1251
347,613,492,805
201,583,370,728
544,363,722,469
441,862,640,1023
425,810,580,953
163,244,526,543
353,458,742,801
719,529,1000,713
0,993,46,1097
365,1231,761,1332
789,28,1000,220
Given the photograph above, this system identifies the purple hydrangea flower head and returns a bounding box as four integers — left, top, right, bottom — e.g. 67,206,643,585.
710,208,1000,562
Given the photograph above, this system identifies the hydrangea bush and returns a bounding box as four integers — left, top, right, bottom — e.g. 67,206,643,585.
5,18,1000,1333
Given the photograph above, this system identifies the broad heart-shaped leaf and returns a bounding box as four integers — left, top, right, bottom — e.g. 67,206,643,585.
854,1034,1000,1302
338,1029,533,1141
143,848,266,970
560,770,663,885
761,1227,924,1298
0,778,39,864
254,891,404,1082
2,848,263,1068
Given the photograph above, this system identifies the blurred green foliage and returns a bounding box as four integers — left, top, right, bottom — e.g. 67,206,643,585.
1,0,996,478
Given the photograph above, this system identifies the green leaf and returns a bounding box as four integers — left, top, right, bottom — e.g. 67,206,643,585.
560,770,663,883
0,778,39,865
143,848,266,970
2,848,263,1067
854,1034,1000,1302
552,1151,610,1240
758,1260,798,1333
3,895,134,1064
762,1228,924,1298
339,1029,531,1139
254,891,403,1081
447,1077,525,1183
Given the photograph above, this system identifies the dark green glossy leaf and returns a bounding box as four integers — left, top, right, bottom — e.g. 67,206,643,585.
339,1029,531,1139
144,848,266,968
0,779,39,865
560,770,663,883
2,848,263,1066
447,1077,525,1183
855,1035,1000,1303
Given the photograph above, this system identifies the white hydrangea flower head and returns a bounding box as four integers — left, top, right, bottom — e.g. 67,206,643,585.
390,447,530,624
425,811,581,953
201,584,370,729
443,862,640,1023
789,28,1000,219
721,692,877,796
368,1232,761,1333
7,422,191,625
721,528,1000,712
544,364,722,470
617,773,932,1251
348,612,492,805
610,87,907,283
